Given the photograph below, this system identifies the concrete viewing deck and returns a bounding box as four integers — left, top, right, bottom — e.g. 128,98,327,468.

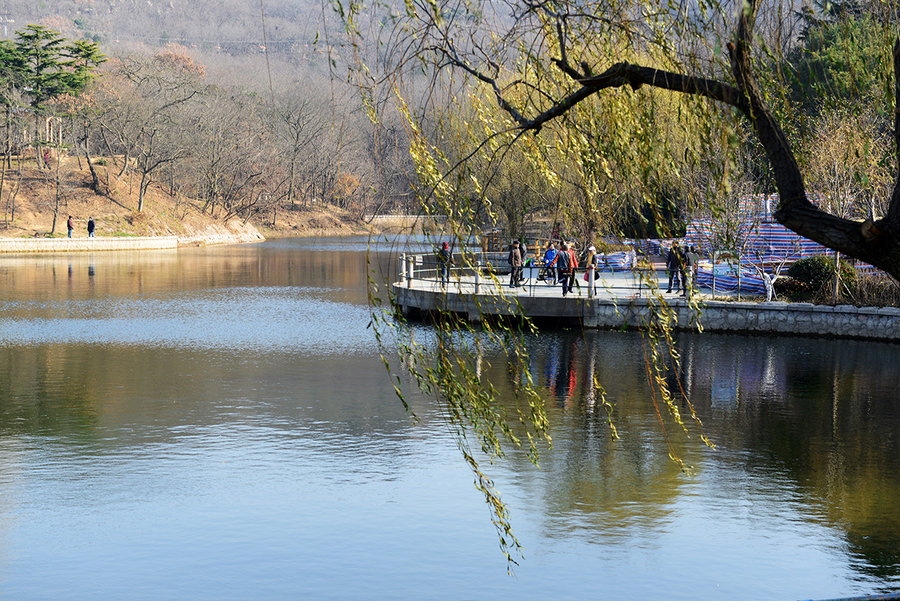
393,267,900,341
0,236,180,253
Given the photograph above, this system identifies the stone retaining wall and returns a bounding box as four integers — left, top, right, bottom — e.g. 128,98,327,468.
394,284,900,341
585,298,900,340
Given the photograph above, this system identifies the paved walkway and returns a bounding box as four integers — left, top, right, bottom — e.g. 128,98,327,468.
405,266,717,302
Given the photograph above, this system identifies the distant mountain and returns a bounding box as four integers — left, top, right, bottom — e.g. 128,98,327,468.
1,0,324,57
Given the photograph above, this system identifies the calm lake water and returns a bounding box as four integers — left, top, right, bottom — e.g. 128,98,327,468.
0,236,898,600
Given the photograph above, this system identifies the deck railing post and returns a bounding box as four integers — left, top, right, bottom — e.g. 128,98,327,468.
400,253,406,283
407,256,415,288
588,267,595,297
475,260,481,294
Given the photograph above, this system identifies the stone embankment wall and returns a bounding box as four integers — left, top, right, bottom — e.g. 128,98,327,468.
394,284,900,341
585,299,900,340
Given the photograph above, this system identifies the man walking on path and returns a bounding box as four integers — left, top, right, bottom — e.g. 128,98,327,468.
67,216,74,238
87,217,95,238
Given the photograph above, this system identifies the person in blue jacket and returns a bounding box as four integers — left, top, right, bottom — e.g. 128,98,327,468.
542,242,559,284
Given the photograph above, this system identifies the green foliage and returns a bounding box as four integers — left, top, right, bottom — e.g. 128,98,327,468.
781,255,858,301
788,255,837,288
0,25,106,111
618,191,686,239
789,12,893,112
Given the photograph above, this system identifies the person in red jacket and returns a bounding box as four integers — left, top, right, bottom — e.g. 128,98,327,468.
564,243,578,295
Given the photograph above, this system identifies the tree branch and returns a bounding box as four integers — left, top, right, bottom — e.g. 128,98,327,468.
513,62,749,133
887,37,900,232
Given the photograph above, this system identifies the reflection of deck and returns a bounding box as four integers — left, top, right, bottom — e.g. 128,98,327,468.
0,237,179,253
392,269,900,340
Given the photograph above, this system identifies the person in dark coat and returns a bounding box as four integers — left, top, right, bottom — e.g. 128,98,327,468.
507,240,523,288
87,217,95,238
666,242,683,293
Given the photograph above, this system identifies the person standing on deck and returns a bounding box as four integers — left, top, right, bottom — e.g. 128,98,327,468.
516,238,529,285
565,243,579,295
666,241,683,293
507,240,523,288
542,242,559,285
683,245,699,298
584,245,598,281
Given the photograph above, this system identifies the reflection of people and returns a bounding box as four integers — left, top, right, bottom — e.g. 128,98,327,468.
67,215,74,238
437,241,452,286
545,338,578,408
87,217,95,238
507,240,523,288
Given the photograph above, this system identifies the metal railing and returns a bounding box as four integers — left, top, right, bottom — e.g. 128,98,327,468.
399,252,665,299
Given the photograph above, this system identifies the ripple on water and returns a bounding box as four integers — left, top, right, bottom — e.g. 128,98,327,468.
0,287,377,353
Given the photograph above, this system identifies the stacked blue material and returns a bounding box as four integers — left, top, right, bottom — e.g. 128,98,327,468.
683,219,829,264
598,251,635,271
696,264,767,294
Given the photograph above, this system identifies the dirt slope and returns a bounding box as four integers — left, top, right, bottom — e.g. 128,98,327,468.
0,156,370,244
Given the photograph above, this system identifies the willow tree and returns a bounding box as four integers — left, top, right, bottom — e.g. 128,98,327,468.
333,0,900,569
338,0,900,277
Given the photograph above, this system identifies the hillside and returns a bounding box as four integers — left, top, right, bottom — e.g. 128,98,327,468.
0,156,371,244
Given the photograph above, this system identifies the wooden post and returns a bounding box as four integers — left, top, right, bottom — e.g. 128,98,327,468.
407,256,415,288
475,260,481,294
400,253,407,282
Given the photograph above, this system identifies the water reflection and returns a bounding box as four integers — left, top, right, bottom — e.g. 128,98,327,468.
0,238,897,598
503,330,900,585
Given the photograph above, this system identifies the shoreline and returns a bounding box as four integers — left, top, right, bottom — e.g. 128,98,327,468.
393,267,900,342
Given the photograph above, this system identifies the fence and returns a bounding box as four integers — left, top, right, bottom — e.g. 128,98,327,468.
398,250,657,299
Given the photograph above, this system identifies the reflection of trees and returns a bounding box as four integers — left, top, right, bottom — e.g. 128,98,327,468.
0,345,100,437
663,334,900,580
478,330,900,577
480,331,690,538
0,242,387,306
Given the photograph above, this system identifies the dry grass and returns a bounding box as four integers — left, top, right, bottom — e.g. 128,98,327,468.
0,156,368,241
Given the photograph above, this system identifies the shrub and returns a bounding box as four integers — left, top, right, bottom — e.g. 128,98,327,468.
779,255,859,303
773,276,811,302
849,272,900,307
787,256,834,289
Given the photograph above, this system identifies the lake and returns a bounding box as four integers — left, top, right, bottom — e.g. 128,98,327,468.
0,236,898,600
